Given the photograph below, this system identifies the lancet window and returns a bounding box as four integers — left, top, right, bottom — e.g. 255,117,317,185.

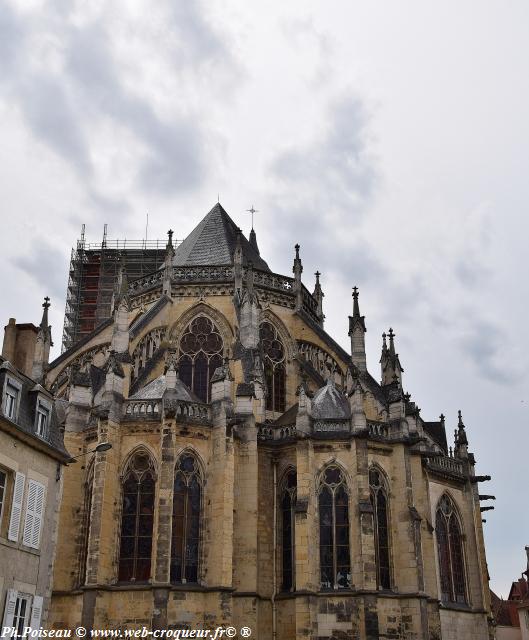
280,469,297,591
260,322,286,413
369,467,391,590
435,494,467,604
171,452,202,584
118,452,156,583
318,465,351,590
178,316,224,403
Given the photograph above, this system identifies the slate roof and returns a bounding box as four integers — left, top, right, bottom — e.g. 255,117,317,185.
171,203,270,271
311,380,351,421
129,374,200,402
424,420,448,453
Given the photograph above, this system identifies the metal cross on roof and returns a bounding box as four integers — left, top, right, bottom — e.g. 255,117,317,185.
245,205,259,229
43,296,50,309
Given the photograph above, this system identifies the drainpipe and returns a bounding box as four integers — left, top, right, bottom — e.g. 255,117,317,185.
272,457,278,640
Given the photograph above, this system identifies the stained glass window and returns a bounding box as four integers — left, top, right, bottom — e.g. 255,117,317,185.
318,465,351,590
171,453,202,584
178,316,224,403
369,467,391,590
260,322,286,413
281,469,297,591
118,453,156,583
435,494,467,604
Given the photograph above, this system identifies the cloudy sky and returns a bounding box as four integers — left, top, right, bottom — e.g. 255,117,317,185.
1,0,528,595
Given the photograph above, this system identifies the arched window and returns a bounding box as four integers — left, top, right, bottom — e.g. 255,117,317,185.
118,452,156,583
78,461,94,586
436,494,467,604
260,322,286,413
369,467,391,590
171,452,202,584
178,316,224,403
280,469,297,592
318,465,351,590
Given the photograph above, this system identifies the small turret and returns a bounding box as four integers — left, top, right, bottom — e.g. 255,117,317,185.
348,286,366,372
454,410,469,460
292,244,303,311
32,297,53,382
381,328,403,387
313,271,325,327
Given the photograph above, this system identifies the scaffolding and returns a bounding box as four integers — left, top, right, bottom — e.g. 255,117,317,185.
62,225,181,352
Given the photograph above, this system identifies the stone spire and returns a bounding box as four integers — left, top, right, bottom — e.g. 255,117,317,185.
292,244,303,311
32,297,53,382
249,228,260,256
381,328,403,386
348,286,366,372
111,260,130,354
313,271,325,327
163,229,175,297
454,409,469,460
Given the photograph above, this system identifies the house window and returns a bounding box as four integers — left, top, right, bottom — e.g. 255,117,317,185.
281,469,297,592
436,494,467,604
4,380,20,421
369,467,391,590
35,401,50,439
171,453,202,584
178,316,224,403
12,593,31,637
260,322,286,413
118,453,156,583
318,465,351,590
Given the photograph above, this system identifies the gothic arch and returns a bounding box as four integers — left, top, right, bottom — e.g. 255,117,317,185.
260,309,295,361
369,463,392,590
117,447,157,583
317,460,351,590
173,446,206,481
119,445,158,481
435,492,468,604
171,449,205,584
169,303,234,352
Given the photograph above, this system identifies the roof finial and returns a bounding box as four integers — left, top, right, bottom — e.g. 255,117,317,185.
41,296,51,329
352,286,360,317
246,205,258,230
295,243,300,260
388,327,396,356
167,228,174,249
382,332,388,354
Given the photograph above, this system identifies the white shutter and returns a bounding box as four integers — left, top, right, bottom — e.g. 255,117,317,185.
29,595,43,631
23,480,45,549
1,589,18,632
8,473,25,542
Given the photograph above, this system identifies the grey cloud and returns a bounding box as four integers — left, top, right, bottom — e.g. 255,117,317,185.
459,319,516,385
271,95,377,207
65,23,205,194
14,240,69,303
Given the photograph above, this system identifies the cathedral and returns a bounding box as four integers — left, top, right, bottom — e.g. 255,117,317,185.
43,203,494,639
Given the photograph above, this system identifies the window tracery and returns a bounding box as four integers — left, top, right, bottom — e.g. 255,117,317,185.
178,316,224,403
118,452,156,583
280,469,297,591
369,467,391,590
318,465,351,590
260,322,286,413
131,328,165,384
436,494,467,604
171,452,202,584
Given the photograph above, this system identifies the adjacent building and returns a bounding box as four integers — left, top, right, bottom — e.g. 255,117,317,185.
0,301,70,635
44,203,495,639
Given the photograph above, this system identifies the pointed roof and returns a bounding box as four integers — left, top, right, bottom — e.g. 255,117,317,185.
171,203,270,271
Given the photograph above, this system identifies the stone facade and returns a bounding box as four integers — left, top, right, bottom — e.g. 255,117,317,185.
45,204,494,638
0,305,70,632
